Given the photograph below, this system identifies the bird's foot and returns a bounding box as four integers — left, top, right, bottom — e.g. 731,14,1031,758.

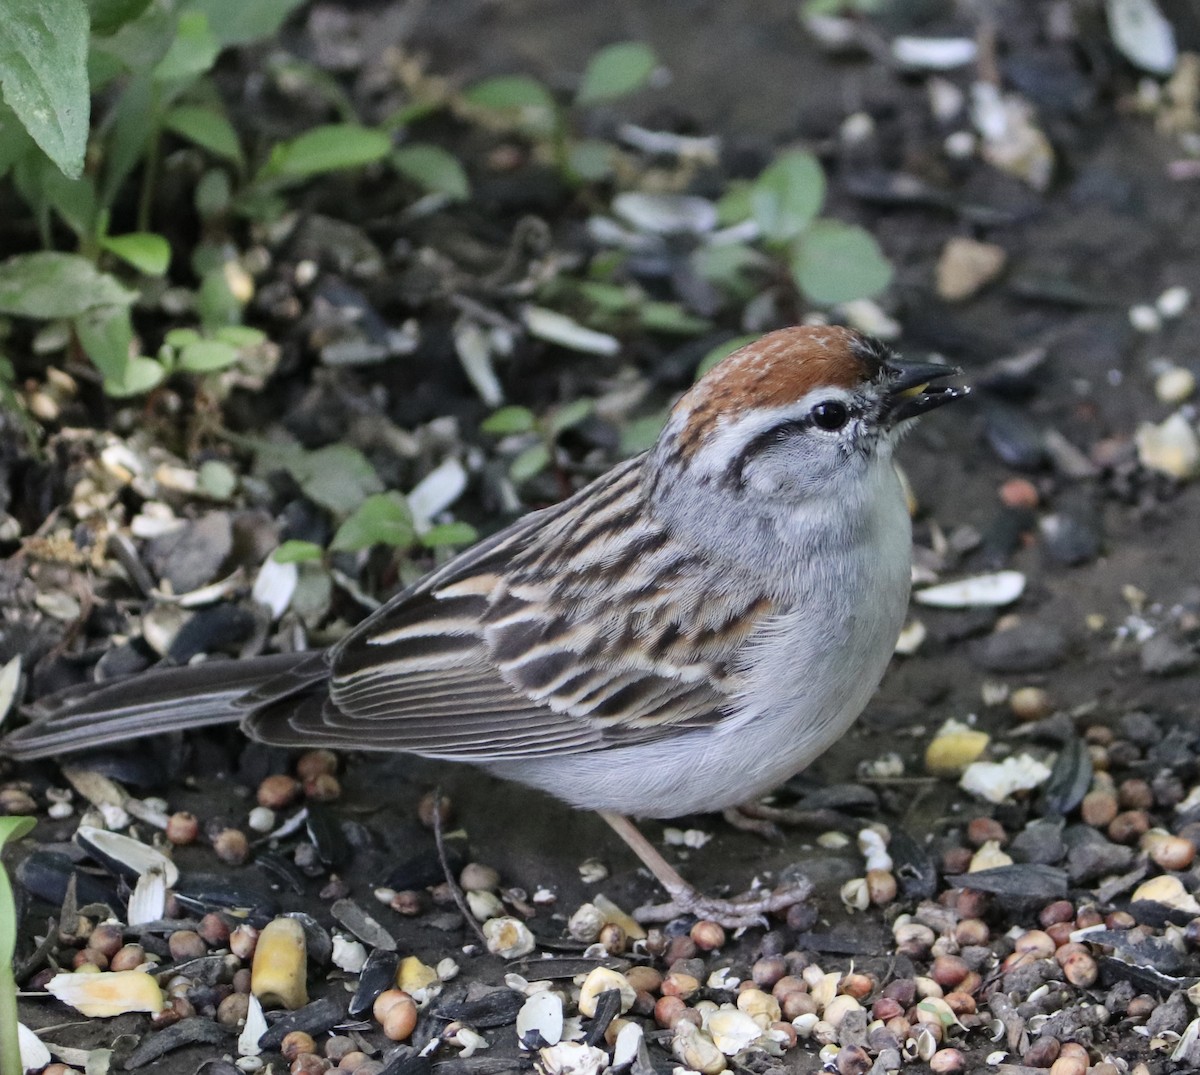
727,800,852,837
632,878,812,930
721,805,783,841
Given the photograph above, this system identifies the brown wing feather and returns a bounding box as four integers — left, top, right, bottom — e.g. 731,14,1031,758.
247,457,773,760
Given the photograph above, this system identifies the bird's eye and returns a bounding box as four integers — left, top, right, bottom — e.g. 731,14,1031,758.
811,400,850,431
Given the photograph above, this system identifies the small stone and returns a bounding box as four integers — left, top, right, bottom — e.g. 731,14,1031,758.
1157,286,1190,318
1064,826,1134,883
1081,791,1119,828
936,238,1007,302
1145,990,1188,1037
1039,511,1102,566
984,405,1046,470
147,512,233,593
1010,686,1052,722
999,478,1039,509
971,622,1069,673
1011,819,1066,865
1136,412,1200,480
1140,633,1198,676
1155,367,1195,405
1129,303,1161,332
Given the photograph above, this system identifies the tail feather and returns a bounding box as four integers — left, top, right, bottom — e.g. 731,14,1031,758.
2,652,321,761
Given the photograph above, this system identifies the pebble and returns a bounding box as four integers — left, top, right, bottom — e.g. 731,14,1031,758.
1157,285,1190,318
1135,412,1200,479
1039,511,1102,566
999,477,1039,509
1010,686,1052,721
935,238,1007,301
1011,819,1066,865
984,405,1046,470
970,622,1068,673
1145,990,1189,1037
146,512,234,593
1129,303,1161,332
1140,633,1198,676
1155,366,1196,404
1064,826,1134,883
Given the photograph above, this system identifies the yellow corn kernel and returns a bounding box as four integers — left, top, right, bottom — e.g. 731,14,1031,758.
251,917,308,1010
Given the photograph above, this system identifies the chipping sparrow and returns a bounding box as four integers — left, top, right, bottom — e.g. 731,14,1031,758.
5,325,966,926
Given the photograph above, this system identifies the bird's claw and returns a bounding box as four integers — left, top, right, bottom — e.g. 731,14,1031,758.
632,879,812,929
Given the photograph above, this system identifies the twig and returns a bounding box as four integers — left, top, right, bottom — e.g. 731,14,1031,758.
430,787,487,947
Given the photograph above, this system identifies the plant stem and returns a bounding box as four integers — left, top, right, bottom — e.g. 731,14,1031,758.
0,962,23,1075
137,125,162,234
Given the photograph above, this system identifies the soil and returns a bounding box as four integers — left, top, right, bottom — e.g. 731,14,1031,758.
5,2,1200,1073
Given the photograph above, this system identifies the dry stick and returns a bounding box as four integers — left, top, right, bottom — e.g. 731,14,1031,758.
431,788,489,947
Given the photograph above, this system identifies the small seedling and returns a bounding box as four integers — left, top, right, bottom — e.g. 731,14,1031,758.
1,815,36,1075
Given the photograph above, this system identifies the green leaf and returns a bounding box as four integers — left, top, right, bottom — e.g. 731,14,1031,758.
197,459,237,499
0,253,136,318
88,0,153,34
0,816,36,849
273,539,323,564
99,71,153,207
548,398,593,437
331,492,415,552
696,334,757,379
195,168,232,218
1,814,35,1075
177,338,239,371
715,181,753,226
392,143,469,200
165,104,244,165
619,410,668,454
104,355,165,397
214,325,266,347
790,220,893,305
420,521,479,549
0,0,90,178
74,304,134,382
91,3,174,75
463,75,557,136
0,102,36,177
509,442,551,483
565,139,613,182
152,10,219,84
0,815,35,955
750,151,825,243
183,0,308,47
300,444,384,515
164,327,201,348
102,232,171,275
575,280,637,313
637,301,711,335
481,405,536,435
261,124,392,181
196,263,242,328
690,244,764,295
576,41,658,105
38,162,98,237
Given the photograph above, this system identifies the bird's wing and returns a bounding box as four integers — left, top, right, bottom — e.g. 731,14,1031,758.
244,457,775,760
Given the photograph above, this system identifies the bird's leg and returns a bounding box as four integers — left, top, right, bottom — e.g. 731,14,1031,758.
598,811,811,930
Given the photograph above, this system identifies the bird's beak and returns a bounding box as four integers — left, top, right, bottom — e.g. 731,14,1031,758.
882,360,969,426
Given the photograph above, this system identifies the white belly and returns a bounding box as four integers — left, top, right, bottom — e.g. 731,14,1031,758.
489,466,913,817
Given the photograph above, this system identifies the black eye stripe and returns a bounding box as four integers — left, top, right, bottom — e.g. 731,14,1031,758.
723,406,862,487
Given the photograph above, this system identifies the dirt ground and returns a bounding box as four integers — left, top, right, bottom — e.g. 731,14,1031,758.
5,1,1200,1073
